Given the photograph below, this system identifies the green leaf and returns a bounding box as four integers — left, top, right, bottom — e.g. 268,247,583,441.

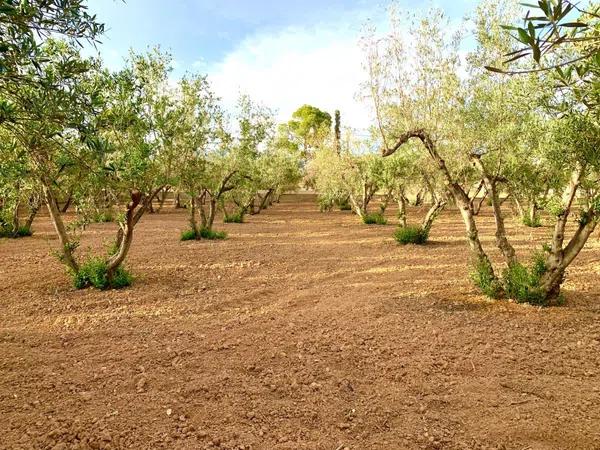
532,44,541,63
560,22,588,28
517,28,533,45
484,65,506,73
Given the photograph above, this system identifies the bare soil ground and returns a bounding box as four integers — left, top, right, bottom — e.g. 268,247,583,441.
1,194,599,450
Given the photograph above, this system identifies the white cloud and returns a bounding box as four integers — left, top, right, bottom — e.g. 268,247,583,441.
205,15,378,130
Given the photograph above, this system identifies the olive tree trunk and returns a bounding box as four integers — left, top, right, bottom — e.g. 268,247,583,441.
379,189,393,214
106,191,142,280
539,166,598,301
42,182,79,273
470,155,517,265
397,194,408,228
421,198,447,234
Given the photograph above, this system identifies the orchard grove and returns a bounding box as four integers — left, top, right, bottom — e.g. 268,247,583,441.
1,0,599,306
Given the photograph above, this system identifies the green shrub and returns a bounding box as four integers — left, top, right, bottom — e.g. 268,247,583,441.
0,225,32,238
318,197,334,212
502,253,548,305
362,213,387,225
471,257,503,299
72,258,133,290
92,211,114,223
522,215,542,228
17,226,32,237
180,229,198,241
200,228,227,240
394,225,429,245
107,241,119,256
471,253,555,305
337,199,352,211
181,228,227,241
224,213,244,224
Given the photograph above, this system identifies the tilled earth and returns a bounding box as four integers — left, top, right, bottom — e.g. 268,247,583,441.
1,194,599,450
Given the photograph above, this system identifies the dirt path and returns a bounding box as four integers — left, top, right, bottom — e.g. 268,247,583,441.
1,194,599,450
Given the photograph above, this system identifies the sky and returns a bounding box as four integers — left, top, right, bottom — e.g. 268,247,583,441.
87,0,478,129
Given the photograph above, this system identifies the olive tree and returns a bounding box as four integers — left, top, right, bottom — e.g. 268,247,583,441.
0,40,183,288
178,93,275,239
0,136,41,237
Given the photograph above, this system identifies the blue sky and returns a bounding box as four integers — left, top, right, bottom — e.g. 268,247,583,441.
90,0,377,65
88,0,479,127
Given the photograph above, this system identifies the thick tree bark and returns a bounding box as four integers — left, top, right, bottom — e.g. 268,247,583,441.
528,202,539,224
471,155,516,265
349,182,376,219
348,193,365,219
379,189,393,214
61,194,73,213
470,181,487,216
412,189,425,207
115,186,164,249
175,192,183,209
24,196,41,231
10,201,20,237
249,198,257,215
549,167,582,264
513,195,525,220
156,187,170,213
207,198,217,231
106,191,142,280
259,189,274,211
42,183,79,273
540,215,598,301
199,192,208,229
422,199,447,234
189,197,200,236
397,194,407,228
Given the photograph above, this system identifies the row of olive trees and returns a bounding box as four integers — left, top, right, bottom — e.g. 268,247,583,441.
0,3,301,289
308,134,447,235
360,0,600,305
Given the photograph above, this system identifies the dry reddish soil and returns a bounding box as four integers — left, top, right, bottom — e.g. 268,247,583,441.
1,194,600,450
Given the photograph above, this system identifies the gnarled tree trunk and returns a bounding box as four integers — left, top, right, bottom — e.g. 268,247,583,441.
397,194,408,228
156,187,170,213
42,182,79,273
471,155,516,266
106,191,142,281
24,194,41,231
422,198,447,234
379,189,393,214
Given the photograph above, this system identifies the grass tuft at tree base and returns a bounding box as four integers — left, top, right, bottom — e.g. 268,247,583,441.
394,225,429,245
180,229,198,241
362,213,387,225
502,253,553,305
181,227,228,241
0,225,33,238
224,213,244,224
471,257,503,299
472,252,562,306
72,258,133,290
337,199,352,211
522,216,542,228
